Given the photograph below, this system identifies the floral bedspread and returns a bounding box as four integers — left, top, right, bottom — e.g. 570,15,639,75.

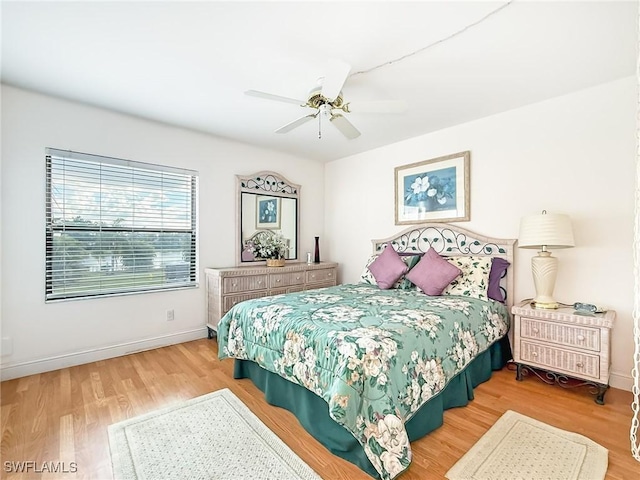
217,283,509,480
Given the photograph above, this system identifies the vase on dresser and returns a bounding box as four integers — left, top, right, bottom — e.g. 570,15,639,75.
314,236,320,263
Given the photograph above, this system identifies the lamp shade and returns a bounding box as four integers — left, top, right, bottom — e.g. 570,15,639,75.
518,212,575,249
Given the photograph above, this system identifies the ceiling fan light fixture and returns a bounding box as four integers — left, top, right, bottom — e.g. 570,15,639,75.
246,58,403,140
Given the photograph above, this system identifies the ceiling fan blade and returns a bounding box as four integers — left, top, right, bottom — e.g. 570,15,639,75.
245,90,305,105
330,114,361,140
321,59,351,102
345,100,407,114
275,113,318,134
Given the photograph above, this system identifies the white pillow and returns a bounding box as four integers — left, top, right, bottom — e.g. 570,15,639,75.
441,256,492,301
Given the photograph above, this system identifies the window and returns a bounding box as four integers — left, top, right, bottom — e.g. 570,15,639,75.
45,148,198,301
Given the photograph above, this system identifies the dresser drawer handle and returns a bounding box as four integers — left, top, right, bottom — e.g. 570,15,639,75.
276,279,281,283
328,272,332,277
257,280,262,285
576,362,584,368
296,276,301,280
232,282,237,287
532,352,538,357
577,335,585,341
532,328,539,334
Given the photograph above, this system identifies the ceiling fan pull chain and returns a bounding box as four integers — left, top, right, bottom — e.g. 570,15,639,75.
318,113,322,139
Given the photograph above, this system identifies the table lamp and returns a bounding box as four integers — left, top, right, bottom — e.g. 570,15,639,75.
518,210,575,309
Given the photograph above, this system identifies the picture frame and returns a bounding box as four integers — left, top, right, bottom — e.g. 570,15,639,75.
256,196,281,229
394,151,470,225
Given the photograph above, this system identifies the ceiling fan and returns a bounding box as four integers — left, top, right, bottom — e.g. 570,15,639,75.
245,59,406,140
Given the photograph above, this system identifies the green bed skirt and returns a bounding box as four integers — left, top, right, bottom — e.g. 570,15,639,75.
234,335,511,478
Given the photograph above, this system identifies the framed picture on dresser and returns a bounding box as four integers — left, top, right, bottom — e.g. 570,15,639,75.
256,196,281,229
395,151,470,224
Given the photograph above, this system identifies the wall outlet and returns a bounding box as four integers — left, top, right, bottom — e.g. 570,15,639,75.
166,309,175,321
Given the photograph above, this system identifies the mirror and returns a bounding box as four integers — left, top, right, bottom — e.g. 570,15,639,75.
236,171,300,265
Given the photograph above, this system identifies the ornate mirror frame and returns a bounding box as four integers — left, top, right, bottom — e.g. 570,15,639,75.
236,171,300,266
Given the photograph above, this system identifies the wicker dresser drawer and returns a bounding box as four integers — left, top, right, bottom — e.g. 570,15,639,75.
519,317,600,352
269,271,305,289
306,268,335,284
222,275,268,293
519,340,600,380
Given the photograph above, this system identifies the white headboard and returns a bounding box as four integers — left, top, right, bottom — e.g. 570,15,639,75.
371,223,516,310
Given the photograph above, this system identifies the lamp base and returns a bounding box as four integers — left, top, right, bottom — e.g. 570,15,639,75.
531,299,559,309
530,251,560,310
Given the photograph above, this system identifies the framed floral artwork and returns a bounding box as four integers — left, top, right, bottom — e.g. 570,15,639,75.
256,196,281,229
394,151,470,225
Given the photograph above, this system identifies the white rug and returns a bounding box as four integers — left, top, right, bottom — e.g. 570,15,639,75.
446,410,608,480
108,388,321,480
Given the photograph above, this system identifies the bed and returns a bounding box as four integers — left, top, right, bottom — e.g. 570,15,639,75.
217,224,515,480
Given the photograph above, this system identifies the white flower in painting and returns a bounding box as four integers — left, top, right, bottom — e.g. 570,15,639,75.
426,187,437,197
411,176,429,194
437,196,447,205
377,415,409,457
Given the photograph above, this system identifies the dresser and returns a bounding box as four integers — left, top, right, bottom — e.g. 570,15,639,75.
205,262,338,337
511,302,615,404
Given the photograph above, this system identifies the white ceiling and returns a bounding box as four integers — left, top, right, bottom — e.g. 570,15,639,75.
1,1,637,162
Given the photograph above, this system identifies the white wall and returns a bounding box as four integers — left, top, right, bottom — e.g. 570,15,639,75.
0,84,324,380
325,76,637,390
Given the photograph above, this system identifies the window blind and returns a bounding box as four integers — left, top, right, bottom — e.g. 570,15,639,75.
45,148,198,301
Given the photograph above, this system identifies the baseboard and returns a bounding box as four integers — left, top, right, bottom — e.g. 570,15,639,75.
0,328,208,381
610,371,633,392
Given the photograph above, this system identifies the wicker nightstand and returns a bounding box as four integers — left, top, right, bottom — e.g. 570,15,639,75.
511,302,615,404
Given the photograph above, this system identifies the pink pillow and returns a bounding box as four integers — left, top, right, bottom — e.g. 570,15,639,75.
367,244,409,290
406,247,461,295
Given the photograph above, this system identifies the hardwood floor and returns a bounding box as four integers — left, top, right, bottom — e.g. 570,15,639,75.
1,339,638,479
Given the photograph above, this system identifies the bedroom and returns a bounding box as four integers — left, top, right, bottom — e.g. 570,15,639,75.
1,1,639,479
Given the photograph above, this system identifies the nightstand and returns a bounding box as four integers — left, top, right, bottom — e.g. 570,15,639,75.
511,302,615,404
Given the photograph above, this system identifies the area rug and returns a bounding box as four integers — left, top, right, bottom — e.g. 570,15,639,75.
108,388,321,480
445,410,608,480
